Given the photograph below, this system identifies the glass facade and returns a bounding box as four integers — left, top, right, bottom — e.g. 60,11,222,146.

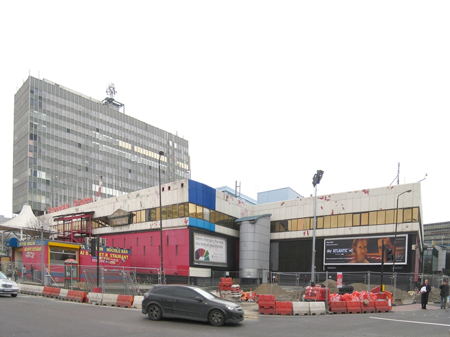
424,221,450,247
271,207,421,232
13,77,190,215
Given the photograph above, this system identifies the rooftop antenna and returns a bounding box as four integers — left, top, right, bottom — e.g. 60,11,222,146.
235,181,241,198
102,83,125,113
389,162,400,187
417,173,428,183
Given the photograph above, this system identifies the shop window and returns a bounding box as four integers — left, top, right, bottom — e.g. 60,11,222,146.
338,214,345,227
369,211,377,225
317,217,324,229
329,215,337,228
412,207,420,222
353,213,361,226
345,214,353,227
361,212,369,226
305,217,312,230
196,205,203,219
162,206,168,220
396,209,403,223
403,208,412,222
189,203,196,218
385,210,395,224
203,208,210,222
155,207,161,221
289,219,298,231
324,216,331,229
377,210,386,225
178,204,186,218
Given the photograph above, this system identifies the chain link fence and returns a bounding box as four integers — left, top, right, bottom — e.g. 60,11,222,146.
1,260,447,302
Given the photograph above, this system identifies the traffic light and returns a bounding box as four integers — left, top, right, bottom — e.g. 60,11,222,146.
90,238,97,257
385,248,393,262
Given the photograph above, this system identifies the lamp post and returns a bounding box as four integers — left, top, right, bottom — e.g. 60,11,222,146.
158,151,165,284
311,170,324,285
392,189,412,273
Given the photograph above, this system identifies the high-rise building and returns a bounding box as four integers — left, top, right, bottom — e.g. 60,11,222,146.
13,76,190,215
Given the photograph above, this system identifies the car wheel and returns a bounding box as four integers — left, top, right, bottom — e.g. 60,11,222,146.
147,304,162,321
11,294,18,297
208,309,225,326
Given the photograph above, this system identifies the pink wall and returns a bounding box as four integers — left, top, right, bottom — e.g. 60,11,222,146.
101,228,190,276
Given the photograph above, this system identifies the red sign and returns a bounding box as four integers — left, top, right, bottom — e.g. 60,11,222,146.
73,198,93,207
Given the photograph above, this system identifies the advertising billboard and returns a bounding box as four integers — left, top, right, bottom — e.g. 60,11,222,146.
193,233,227,266
324,235,408,265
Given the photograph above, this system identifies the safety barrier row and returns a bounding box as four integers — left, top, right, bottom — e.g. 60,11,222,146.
328,300,391,314
86,292,135,308
19,284,44,296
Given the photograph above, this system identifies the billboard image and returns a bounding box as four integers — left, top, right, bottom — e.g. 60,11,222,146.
193,233,227,266
324,235,408,265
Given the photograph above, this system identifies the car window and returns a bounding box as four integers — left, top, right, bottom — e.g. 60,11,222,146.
192,287,216,300
151,287,174,295
0,272,6,279
171,287,198,299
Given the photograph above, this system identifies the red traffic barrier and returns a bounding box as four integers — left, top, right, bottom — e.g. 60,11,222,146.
375,300,392,312
43,286,61,298
346,301,362,314
259,307,276,315
116,295,134,308
275,301,293,315
362,301,376,313
304,286,329,302
66,290,87,303
258,300,276,309
257,294,276,302
329,301,347,314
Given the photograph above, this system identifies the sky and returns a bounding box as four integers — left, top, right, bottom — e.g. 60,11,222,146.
1,1,449,224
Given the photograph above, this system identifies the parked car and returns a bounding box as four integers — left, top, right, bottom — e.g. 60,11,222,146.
0,271,19,297
142,285,244,326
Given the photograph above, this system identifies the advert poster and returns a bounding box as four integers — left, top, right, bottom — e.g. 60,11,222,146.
80,246,131,266
324,235,408,265
193,233,227,266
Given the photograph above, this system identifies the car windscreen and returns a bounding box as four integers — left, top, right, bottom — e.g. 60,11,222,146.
0,271,7,279
192,287,216,300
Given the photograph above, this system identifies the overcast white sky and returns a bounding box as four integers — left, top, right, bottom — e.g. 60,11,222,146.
1,1,449,223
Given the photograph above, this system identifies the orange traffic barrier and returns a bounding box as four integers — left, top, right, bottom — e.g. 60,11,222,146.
66,290,87,303
275,301,293,315
43,286,61,298
116,295,134,308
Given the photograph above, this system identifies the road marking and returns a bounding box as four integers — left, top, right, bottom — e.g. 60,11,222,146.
370,316,450,327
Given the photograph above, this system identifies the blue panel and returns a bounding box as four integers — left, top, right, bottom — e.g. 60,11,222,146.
188,180,216,210
188,217,215,232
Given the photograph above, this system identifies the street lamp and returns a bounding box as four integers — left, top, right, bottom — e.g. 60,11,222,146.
311,170,324,285
158,151,165,284
392,189,412,273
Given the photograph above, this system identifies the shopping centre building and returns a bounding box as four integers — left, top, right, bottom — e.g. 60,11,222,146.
7,179,423,283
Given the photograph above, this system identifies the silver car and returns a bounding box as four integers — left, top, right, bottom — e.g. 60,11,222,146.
0,271,19,297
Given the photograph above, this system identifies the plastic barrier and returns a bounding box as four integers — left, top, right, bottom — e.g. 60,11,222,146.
292,301,310,315
304,286,329,302
66,290,87,303
43,286,61,298
309,302,326,315
59,288,69,300
116,295,134,308
258,307,276,315
87,292,103,305
132,296,144,309
102,293,119,306
362,301,376,313
328,301,347,314
275,301,293,315
375,300,392,313
19,284,44,296
346,301,362,314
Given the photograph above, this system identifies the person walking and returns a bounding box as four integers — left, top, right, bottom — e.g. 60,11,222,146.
439,279,449,310
420,279,432,309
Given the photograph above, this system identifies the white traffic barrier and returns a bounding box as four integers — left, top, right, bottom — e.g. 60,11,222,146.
309,302,326,315
59,288,69,300
292,301,310,315
132,296,144,309
87,292,103,305
101,293,119,306
19,284,44,296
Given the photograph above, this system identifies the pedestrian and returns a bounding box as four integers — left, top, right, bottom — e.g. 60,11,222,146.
420,279,432,309
439,279,449,309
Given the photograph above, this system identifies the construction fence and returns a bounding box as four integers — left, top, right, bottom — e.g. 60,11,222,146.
1,260,447,302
